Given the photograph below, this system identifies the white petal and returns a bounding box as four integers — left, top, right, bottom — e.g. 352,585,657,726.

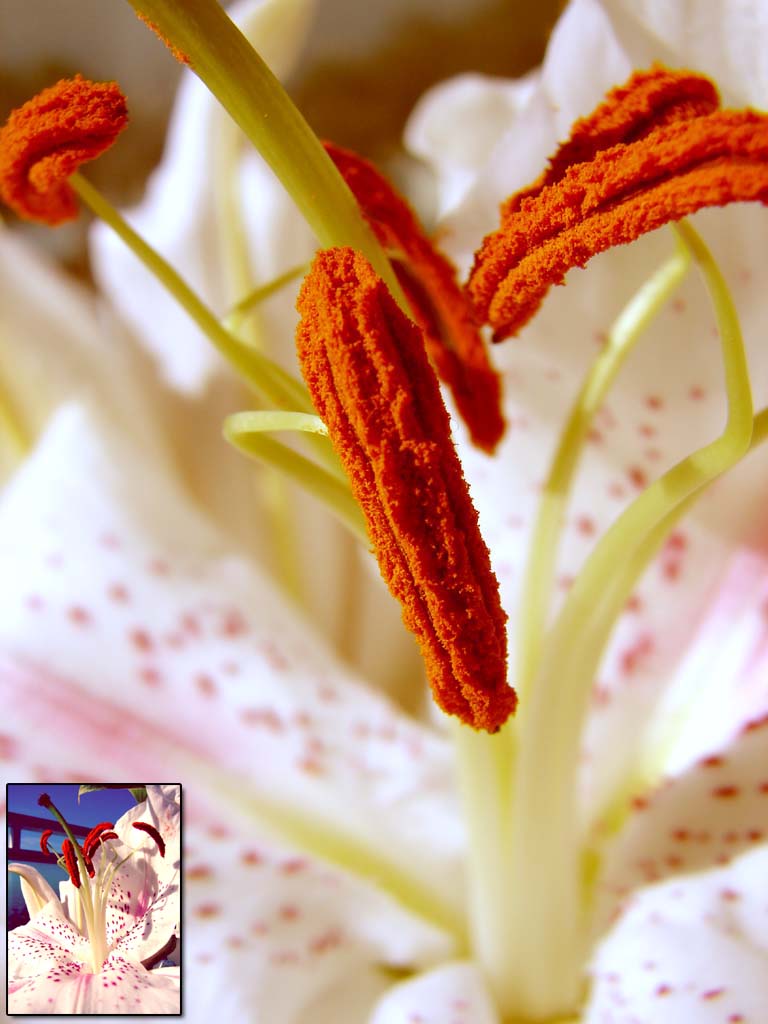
89,0,316,394
0,231,160,485
586,845,768,1022
405,72,536,220
597,0,768,106
7,864,60,918
368,962,500,1024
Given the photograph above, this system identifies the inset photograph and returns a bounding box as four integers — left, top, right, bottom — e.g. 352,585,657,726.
7,783,180,1015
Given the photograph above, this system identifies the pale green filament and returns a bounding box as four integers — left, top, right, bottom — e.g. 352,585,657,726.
224,411,368,544
223,263,308,337
593,403,768,848
69,172,311,413
516,234,692,704
496,221,752,1019
126,0,408,310
211,111,261,348
455,230,694,1018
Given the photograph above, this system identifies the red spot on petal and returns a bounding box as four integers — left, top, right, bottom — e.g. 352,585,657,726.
240,707,284,730
194,903,221,918
575,515,596,536
702,988,725,1000
241,849,263,867
221,610,248,637
195,673,216,697
279,858,307,875
712,785,740,799
139,666,163,687
187,865,213,881
129,628,153,652
67,605,92,626
309,928,343,954
701,755,724,768
627,466,648,489
0,734,17,759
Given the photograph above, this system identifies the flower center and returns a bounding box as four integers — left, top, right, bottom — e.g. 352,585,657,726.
37,794,164,974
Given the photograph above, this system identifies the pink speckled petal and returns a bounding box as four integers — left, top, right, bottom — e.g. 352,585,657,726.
586,845,768,1023
94,786,180,962
9,941,179,1014
596,714,768,930
181,823,452,1021
367,962,500,1024
0,403,460,1018
9,899,90,980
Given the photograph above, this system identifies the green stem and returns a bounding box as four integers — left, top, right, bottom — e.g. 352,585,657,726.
41,800,98,960
125,0,407,309
69,172,312,413
501,221,752,1018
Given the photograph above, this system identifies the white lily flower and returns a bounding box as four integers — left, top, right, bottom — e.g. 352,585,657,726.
7,786,180,1014
2,0,768,1020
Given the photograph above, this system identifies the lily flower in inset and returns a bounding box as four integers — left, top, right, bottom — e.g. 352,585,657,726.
7,786,180,1014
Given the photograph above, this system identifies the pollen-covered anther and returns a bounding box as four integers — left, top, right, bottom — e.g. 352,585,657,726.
135,13,191,65
132,821,166,857
325,141,505,453
83,822,115,859
61,839,81,889
39,829,54,858
296,247,515,732
0,74,128,225
468,66,768,340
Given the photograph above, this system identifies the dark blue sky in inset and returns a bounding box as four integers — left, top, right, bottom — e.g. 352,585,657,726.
7,783,140,842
